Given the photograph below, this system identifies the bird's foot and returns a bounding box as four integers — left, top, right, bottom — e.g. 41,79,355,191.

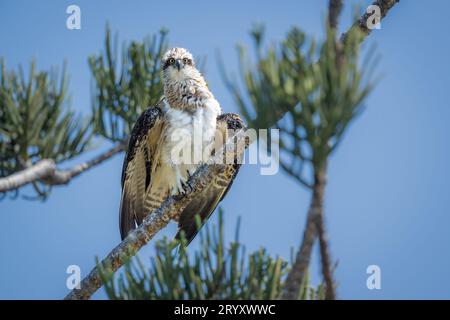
181,180,193,194
181,168,196,193
171,180,192,201
171,166,196,196
171,178,185,196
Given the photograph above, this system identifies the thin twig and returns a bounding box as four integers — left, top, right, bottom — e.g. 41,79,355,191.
279,160,313,189
0,143,126,193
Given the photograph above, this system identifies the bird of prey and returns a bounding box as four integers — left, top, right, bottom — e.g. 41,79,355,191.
119,47,244,244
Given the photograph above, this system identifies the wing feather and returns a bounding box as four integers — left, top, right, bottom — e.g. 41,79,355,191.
119,104,164,240
175,113,245,245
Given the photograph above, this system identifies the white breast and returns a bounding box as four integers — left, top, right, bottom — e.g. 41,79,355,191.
162,98,221,167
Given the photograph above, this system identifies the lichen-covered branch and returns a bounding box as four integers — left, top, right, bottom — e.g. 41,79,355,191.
64,129,249,300
0,143,125,193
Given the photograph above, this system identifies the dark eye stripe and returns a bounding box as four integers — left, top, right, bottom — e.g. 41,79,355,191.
183,58,193,65
163,58,175,70
162,56,194,69
162,60,171,70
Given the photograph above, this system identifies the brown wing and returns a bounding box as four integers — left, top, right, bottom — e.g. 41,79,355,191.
120,104,164,240
175,113,245,245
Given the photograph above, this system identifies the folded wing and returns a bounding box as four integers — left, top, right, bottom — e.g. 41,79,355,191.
175,113,245,245
119,105,164,240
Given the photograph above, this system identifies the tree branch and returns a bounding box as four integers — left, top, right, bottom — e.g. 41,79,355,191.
316,192,335,300
64,129,249,300
341,0,400,42
279,160,313,189
328,0,343,30
0,143,126,193
282,165,327,299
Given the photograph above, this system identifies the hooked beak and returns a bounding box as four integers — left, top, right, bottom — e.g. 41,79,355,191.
175,59,183,71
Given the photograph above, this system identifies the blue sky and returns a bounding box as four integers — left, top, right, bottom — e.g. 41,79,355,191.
1,0,450,299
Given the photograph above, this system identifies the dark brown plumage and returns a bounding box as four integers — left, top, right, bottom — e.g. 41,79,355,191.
119,102,164,240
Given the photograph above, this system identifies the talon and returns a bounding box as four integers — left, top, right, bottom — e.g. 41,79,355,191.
181,180,193,194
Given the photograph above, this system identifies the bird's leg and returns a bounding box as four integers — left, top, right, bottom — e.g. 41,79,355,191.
181,180,193,194
171,165,187,195
181,169,194,194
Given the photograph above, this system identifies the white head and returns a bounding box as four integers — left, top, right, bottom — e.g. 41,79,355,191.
162,48,201,83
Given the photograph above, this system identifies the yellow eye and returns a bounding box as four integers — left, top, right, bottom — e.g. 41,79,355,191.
169,58,175,64
183,58,192,65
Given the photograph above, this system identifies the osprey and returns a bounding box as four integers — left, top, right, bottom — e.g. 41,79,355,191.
119,47,244,244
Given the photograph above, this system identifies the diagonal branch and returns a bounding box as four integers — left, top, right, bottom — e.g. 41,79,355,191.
64,129,249,300
0,143,126,193
341,0,400,42
279,160,313,189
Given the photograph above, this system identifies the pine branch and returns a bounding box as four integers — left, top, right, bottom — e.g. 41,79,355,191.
0,60,94,199
0,143,125,193
64,129,249,300
100,210,294,300
282,0,399,300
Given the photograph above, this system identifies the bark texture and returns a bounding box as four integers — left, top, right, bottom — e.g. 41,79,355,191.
341,0,400,42
0,143,125,192
282,165,327,299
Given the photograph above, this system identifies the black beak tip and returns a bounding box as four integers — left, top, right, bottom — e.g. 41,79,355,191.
175,60,182,71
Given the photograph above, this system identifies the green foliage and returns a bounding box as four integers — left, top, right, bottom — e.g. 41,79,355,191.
89,26,168,142
1,26,169,200
0,60,92,198
223,24,377,183
99,209,323,300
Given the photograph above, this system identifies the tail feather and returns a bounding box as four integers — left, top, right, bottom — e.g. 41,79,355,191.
119,190,136,240
175,184,225,245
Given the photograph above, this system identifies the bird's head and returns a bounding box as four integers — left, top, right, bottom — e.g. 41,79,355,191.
162,47,199,83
